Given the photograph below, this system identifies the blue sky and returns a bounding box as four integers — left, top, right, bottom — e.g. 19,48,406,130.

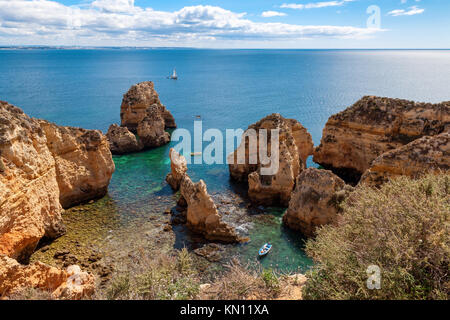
0,0,448,48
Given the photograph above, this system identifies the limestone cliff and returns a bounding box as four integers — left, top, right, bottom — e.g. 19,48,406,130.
166,148,187,190
283,168,353,237
106,124,143,155
360,132,450,187
314,96,450,183
0,254,95,300
228,113,314,206
0,101,114,261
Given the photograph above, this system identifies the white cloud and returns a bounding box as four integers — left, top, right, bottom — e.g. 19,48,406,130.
281,0,356,10
0,0,382,46
261,11,287,18
388,6,424,16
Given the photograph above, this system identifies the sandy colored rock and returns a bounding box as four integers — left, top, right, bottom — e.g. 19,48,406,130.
166,148,187,190
360,132,450,187
0,102,64,261
180,175,240,243
0,101,114,261
39,120,115,208
106,124,143,154
137,109,170,148
228,113,314,206
314,96,450,183
0,254,95,300
120,81,176,133
276,274,308,300
283,168,354,237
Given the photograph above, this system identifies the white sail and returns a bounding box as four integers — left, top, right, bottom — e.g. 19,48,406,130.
172,69,177,78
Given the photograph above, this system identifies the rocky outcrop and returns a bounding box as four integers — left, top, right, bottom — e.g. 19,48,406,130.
0,254,95,300
166,148,187,190
283,168,354,237
228,114,314,206
180,176,240,243
314,96,450,183
0,101,114,261
137,110,170,148
120,81,176,133
106,124,143,155
39,120,115,209
360,132,450,187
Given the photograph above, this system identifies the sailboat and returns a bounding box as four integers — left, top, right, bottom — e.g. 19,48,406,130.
168,68,178,80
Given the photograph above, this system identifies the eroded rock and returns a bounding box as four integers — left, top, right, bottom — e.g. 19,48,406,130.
360,132,450,187
106,124,143,155
283,168,354,237
314,96,450,183
228,113,314,206
0,254,95,300
166,148,188,190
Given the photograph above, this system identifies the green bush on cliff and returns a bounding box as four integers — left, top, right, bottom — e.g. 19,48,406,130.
303,173,450,300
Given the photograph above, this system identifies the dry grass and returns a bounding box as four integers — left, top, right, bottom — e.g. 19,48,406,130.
303,173,450,300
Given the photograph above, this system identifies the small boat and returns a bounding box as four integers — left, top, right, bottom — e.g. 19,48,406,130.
168,68,178,80
258,243,272,257
190,152,202,156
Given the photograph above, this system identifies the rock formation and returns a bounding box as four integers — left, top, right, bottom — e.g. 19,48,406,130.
136,109,170,148
314,96,450,183
120,81,176,137
228,113,314,206
39,120,115,208
166,148,187,190
0,254,95,300
106,124,143,154
283,168,354,237
180,176,240,243
0,101,114,261
360,132,450,187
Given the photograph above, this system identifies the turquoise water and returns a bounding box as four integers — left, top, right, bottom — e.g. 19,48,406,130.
2,49,450,272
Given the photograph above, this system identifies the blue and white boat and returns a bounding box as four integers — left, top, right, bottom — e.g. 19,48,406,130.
258,243,272,257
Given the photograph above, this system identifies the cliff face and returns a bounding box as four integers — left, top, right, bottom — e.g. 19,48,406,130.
166,148,187,190
283,168,353,237
314,96,450,183
0,101,114,261
228,114,314,206
120,81,176,133
0,254,95,300
39,120,115,208
360,132,450,187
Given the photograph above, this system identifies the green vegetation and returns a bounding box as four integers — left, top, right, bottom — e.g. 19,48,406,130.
303,174,450,300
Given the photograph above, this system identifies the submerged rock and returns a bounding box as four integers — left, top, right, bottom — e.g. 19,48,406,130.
360,132,450,187
228,113,314,206
0,254,95,300
120,81,176,133
283,168,354,237
166,148,188,190
106,124,143,154
314,96,450,183
0,101,114,261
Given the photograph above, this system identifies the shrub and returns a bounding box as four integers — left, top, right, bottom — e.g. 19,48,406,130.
303,174,450,300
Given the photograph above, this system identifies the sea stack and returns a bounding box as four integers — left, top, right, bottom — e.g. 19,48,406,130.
313,96,450,183
0,101,115,262
228,113,314,206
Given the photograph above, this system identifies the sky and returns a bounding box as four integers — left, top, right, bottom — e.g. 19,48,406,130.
0,0,449,48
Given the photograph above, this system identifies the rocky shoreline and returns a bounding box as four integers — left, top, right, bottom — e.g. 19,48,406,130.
1,83,448,299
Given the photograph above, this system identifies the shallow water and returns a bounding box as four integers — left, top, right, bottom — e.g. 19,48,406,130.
5,49,449,273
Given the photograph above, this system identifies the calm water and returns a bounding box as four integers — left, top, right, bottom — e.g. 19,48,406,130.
1,49,450,272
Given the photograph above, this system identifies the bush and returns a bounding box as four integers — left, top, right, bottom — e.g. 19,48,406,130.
303,174,450,300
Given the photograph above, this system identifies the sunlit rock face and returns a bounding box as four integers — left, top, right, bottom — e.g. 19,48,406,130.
120,81,176,133
166,148,188,191
314,96,450,183
0,254,95,300
283,168,354,237
0,101,114,261
360,132,450,187
228,113,314,206
106,124,143,155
